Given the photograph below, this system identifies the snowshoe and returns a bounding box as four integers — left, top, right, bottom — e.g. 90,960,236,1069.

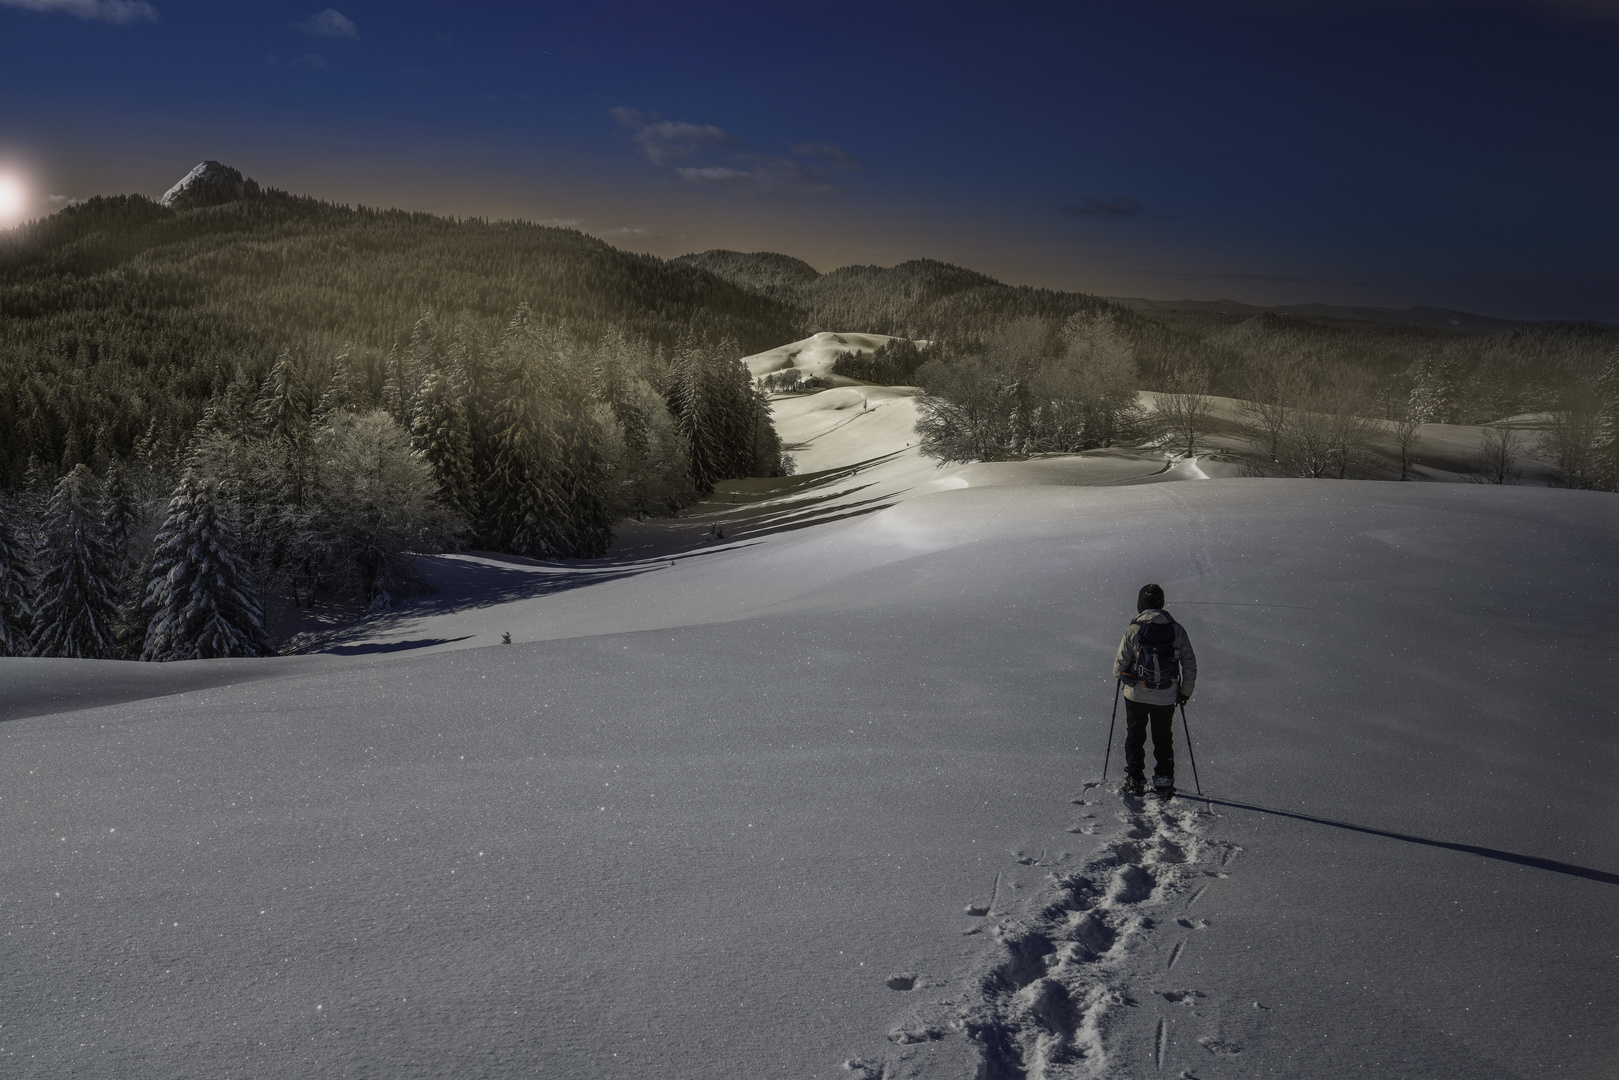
1121,776,1146,797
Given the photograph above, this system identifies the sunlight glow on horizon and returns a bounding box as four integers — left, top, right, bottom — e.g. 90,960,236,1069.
0,171,28,226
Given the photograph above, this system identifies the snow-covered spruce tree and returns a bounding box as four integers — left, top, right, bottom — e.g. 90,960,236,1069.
1407,354,1465,425
315,352,361,420
101,457,152,655
486,318,613,557
32,464,120,659
666,335,786,494
101,458,140,581
142,472,274,661
410,363,477,521
0,502,36,657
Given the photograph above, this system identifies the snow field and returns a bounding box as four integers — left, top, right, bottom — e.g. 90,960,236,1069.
3,375,1617,1077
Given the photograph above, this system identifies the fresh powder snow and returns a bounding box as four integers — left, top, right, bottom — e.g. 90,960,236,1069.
2,352,1615,1079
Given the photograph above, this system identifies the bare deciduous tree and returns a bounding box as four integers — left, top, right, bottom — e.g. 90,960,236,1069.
1240,355,1308,462
1152,363,1215,458
1389,416,1423,481
1324,385,1379,479
1469,424,1523,485
1279,397,1337,478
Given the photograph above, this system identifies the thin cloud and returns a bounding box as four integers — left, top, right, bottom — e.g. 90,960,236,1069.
611,108,742,166
1124,269,1310,283
292,52,328,69
676,155,840,196
48,193,82,207
536,218,579,228
0,0,157,22
296,8,357,38
1060,197,1148,219
599,224,654,239
788,142,864,172
611,109,856,196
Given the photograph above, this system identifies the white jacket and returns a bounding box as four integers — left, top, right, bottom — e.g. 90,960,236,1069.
1112,609,1197,706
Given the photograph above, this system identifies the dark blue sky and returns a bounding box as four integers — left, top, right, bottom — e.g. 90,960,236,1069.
2,0,1616,321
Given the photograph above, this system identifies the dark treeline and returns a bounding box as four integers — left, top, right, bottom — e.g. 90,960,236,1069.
829,337,932,386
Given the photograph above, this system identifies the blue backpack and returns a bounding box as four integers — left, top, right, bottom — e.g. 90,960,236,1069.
1131,616,1180,691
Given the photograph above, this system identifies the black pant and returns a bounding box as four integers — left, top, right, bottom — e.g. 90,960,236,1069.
1124,699,1175,780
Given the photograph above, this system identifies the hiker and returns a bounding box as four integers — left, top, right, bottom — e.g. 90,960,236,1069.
1112,583,1198,799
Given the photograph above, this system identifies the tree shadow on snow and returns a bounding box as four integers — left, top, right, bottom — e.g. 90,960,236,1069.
324,636,474,656
1202,797,1619,886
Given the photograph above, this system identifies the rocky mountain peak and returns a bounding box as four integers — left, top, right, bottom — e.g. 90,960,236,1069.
160,161,262,210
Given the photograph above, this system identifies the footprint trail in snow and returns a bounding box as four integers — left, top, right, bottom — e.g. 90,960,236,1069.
846,793,1238,1079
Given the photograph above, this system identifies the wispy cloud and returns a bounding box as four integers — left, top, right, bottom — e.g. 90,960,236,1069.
296,8,357,38
599,224,654,239
0,0,157,22
788,142,864,172
536,218,579,228
1124,269,1310,283
1060,196,1148,219
612,109,859,197
48,193,82,207
293,53,327,68
676,154,841,196
611,108,742,166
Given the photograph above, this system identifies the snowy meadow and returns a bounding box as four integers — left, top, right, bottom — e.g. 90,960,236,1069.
4,366,1616,1079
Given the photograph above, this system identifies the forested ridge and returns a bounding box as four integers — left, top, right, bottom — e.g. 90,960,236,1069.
676,248,1616,399
0,191,801,478
0,170,794,660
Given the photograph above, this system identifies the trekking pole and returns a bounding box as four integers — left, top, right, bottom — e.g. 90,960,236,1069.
1101,679,1122,782
1179,702,1202,796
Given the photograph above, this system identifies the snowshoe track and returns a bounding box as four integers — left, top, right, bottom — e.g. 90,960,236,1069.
852,795,1218,1079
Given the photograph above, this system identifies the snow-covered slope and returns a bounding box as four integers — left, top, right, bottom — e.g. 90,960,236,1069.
742,331,919,382
4,371,1616,1079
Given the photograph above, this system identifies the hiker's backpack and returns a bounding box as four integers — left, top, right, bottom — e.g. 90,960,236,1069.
1131,617,1181,690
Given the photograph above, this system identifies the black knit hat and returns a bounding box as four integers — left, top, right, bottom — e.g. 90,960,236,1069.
1137,583,1165,612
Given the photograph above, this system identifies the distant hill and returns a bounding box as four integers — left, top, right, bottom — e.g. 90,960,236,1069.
1107,296,1534,334
674,249,1616,387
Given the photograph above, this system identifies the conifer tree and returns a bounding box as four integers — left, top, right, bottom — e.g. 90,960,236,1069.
32,464,119,659
381,345,413,426
486,316,613,557
0,503,35,657
410,363,477,520
257,350,311,444
316,352,360,419
101,457,140,582
142,472,274,661
1407,354,1464,424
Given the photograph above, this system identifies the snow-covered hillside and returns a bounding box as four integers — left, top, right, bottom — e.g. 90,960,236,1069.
4,359,1616,1079
743,331,919,382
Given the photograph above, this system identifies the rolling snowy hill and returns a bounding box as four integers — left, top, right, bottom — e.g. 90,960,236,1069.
3,361,1616,1079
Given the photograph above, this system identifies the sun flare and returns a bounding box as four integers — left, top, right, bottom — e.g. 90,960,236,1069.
0,173,27,222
